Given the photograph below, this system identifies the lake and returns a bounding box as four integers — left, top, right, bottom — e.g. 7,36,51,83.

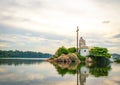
0,59,120,85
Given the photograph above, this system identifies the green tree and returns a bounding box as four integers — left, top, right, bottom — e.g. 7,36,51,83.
68,47,76,53
89,47,111,58
56,46,69,56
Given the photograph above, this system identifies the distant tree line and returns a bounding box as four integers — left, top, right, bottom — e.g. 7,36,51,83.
0,50,52,58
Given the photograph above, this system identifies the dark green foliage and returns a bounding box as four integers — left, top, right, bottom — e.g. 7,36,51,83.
56,66,76,76
75,52,85,61
68,47,76,53
53,46,78,58
0,50,52,58
56,46,69,57
52,62,84,76
89,47,111,58
89,66,111,77
89,58,111,77
114,58,120,63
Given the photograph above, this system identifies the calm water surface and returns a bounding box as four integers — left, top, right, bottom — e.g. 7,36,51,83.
0,59,120,85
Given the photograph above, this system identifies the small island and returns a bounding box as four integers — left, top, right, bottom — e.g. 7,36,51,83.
48,37,111,65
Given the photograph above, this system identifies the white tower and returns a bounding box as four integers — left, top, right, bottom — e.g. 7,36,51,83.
79,37,89,56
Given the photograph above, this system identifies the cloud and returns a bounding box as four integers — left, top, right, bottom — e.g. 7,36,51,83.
113,34,120,38
0,0,120,53
0,24,73,41
102,20,110,24
0,24,75,53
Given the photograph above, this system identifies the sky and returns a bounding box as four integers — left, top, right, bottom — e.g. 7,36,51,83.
0,0,120,54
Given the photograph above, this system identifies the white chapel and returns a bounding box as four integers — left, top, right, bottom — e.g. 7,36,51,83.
79,37,89,56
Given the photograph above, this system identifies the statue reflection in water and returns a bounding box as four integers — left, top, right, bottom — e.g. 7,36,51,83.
77,66,89,85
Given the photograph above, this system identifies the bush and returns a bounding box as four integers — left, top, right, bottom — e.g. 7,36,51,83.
56,46,69,56
89,47,111,58
75,52,85,61
68,47,76,53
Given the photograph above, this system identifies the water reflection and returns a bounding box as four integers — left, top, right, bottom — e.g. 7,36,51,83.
0,59,43,66
51,58,111,85
0,59,119,85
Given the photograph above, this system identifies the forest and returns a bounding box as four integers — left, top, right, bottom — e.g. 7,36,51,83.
0,50,52,58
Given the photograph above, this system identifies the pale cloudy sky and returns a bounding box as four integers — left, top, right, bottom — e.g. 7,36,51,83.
0,0,120,54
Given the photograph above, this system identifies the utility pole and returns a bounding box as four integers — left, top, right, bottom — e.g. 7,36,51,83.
76,26,79,53
76,26,79,85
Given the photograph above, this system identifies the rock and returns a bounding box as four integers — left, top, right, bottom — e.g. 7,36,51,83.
47,53,80,63
85,57,93,67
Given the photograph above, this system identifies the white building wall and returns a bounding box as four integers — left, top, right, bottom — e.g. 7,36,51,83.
80,48,89,57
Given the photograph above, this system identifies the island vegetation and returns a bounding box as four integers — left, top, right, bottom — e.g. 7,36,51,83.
89,47,111,58
48,46,111,64
48,46,85,63
0,50,52,58
88,47,111,64
49,46,112,78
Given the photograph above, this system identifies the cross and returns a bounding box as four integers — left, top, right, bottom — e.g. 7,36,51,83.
76,26,79,85
76,26,79,32
76,26,79,52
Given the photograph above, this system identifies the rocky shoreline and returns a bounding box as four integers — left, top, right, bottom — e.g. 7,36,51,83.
47,53,80,63
47,53,93,66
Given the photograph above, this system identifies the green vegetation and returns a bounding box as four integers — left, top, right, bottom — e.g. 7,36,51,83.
52,46,85,61
75,52,85,62
55,46,69,57
88,47,111,64
52,46,75,58
89,66,111,77
87,47,111,77
51,46,111,63
55,65,77,76
0,50,52,58
50,46,112,77
52,59,111,77
114,58,120,63
89,59,111,77
53,46,76,57
68,47,76,53
89,47,111,58
52,62,85,76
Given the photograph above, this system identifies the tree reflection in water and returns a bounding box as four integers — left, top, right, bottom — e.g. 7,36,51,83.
0,59,43,66
51,57,111,85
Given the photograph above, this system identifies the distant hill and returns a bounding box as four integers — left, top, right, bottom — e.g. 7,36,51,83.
111,53,120,59
0,50,52,58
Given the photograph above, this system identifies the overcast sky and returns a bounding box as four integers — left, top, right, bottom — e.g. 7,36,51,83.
0,0,120,54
